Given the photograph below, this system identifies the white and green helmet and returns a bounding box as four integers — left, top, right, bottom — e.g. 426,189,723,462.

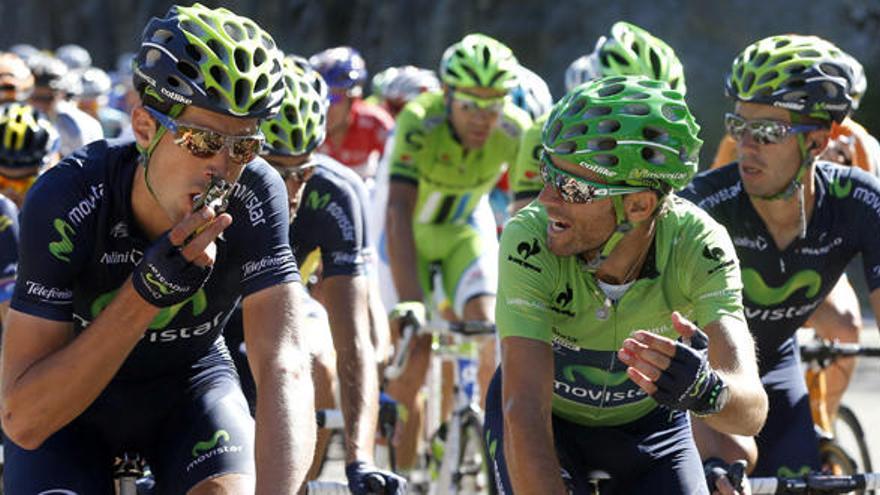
439,33,519,90
133,3,285,118
261,55,328,156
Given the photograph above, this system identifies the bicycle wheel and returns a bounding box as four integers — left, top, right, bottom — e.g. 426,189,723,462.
454,409,497,495
835,405,873,474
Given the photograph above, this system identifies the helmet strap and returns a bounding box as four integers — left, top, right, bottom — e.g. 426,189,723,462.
584,195,638,272
139,103,185,202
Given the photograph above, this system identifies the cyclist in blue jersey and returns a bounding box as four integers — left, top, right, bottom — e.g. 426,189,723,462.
0,5,315,494
226,54,403,494
679,34,880,483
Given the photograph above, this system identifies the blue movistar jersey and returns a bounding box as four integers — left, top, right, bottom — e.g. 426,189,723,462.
10,140,299,379
291,153,372,279
0,194,19,302
679,162,880,371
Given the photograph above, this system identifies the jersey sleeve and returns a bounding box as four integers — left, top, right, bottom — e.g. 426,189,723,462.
509,119,544,200
846,169,880,291
495,209,556,343
673,204,745,327
10,164,96,321
225,160,300,297
387,101,426,185
0,196,19,303
293,176,367,279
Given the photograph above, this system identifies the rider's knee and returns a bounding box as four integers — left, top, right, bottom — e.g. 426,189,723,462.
187,472,254,494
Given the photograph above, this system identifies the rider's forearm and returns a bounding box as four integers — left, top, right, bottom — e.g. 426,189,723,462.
700,369,768,436
505,403,568,495
2,280,158,449
322,276,380,463
247,284,315,494
386,204,423,302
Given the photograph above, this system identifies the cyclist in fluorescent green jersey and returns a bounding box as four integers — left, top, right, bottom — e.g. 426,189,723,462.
486,76,767,494
384,33,531,470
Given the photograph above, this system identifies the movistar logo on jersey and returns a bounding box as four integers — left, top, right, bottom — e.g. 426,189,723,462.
91,288,207,329
186,429,243,472
507,238,542,273
741,268,821,306
829,176,853,199
306,190,331,210
192,429,230,457
48,218,76,262
562,364,629,386
145,273,173,295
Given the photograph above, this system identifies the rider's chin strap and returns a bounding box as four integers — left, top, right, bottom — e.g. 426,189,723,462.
748,131,812,240
136,103,185,203
584,195,637,272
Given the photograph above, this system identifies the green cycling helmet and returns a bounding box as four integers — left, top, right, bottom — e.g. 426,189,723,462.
261,56,328,156
598,22,686,94
543,75,701,191
133,3,285,118
439,33,519,90
726,34,852,123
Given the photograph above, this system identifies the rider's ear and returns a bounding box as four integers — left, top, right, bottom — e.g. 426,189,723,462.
624,190,658,222
131,105,158,150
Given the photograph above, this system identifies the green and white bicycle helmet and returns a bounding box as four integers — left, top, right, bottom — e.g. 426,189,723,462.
439,33,519,90
725,34,852,123
261,55,328,156
544,75,701,191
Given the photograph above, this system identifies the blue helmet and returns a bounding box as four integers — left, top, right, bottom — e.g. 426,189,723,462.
309,46,367,97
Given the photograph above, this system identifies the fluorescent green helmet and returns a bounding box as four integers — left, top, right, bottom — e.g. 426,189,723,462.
439,33,519,90
261,56,328,156
543,75,701,191
133,3,285,118
726,34,852,123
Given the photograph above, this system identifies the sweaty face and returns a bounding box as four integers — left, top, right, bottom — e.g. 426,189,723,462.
448,86,505,150
537,155,617,258
734,102,812,197
145,106,257,225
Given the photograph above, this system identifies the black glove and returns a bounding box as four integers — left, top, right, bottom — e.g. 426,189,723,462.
704,457,747,494
651,328,729,415
346,461,407,495
132,232,212,307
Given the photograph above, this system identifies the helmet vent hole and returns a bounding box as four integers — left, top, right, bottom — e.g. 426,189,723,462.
663,90,682,100
548,120,563,142
661,103,687,121
597,119,620,133
251,95,267,113
487,70,507,88
753,52,769,67
799,49,821,58
283,103,297,123
819,63,842,78
151,29,175,45
593,154,619,167
643,126,670,143
588,138,617,151
604,76,627,85
554,141,577,154
184,44,204,63
649,50,662,79
621,103,650,116
291,128,303,150
254,74,268,92
461,66,481,86
253,48,267,68
628,92,651,100
564,97,587,117
769,54,792,65
207,39,228,63
775,38,791,49
742,72,755,92
786,64,806,75
481,46,491,68
669,78,681,91
223,22,244,42
269,123,280,134
597,83,625,97
233,48,250,73
240,21,255,39
260,34,274,51
234,78,250,107
177,61,200,81
821,81,839,97
637,80,663,89
607,51,628,67
584,105,612,118
756,71,778,86
642,147,667,165
562,123,588,139
210,65,230,91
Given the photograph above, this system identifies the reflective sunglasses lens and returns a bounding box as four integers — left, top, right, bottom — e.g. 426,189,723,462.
230,138,262,163
179,128,224,158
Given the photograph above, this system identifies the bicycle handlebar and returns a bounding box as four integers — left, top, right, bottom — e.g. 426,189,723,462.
800,340,880,367
749,472,880,494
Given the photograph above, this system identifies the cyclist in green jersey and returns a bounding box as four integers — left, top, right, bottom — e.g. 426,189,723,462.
510,21,688,212
487,76,767,494
384,33,531,470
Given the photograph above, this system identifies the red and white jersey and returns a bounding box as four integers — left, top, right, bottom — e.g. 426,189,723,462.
319,99,394,179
